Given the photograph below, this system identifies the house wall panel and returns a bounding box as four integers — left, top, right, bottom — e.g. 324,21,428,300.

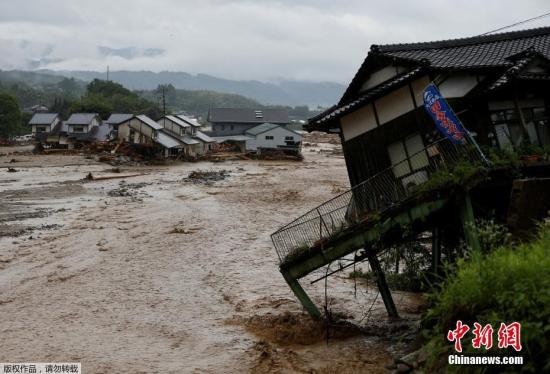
340,104,377,141
375,86,415,125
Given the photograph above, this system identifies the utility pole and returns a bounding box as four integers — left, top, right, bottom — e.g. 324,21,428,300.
106,65,110,81
162,86,166,115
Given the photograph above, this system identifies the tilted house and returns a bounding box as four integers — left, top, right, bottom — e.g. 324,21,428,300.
271,27,550,319
175,114,217,153
208,108,290,136
157,115,201,156
244,123,303,152
29,113,61,141
118,115,192,157
309,26,550,187
105,113,134,139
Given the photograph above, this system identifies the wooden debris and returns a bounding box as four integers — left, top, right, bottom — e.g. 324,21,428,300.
86,172,144,181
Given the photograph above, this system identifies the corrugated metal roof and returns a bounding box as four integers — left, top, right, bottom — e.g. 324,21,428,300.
180,134,200,145
136,114,163,130
208,108,289,124
245,123,280,136
66,113,99,125
106,114,133,125
164,115,190,128
194,130,216,143
211,135,254,143
29,113,59,125
176,114,202,127
156,131,183,149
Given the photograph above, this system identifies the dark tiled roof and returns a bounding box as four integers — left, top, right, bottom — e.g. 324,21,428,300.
374,27,550,70
313,27,550,130
310,67,423,127
208,108,289,124
29,113,59,125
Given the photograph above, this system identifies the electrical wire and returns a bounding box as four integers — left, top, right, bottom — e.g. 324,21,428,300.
480,11,550,36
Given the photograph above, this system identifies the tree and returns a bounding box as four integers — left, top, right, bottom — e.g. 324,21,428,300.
0,92,23,138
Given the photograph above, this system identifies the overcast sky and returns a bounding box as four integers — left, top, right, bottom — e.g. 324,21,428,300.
1,0,549,83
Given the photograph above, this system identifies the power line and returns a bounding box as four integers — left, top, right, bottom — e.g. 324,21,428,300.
480,11,550,36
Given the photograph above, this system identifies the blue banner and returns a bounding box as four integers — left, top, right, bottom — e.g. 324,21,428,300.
423,83,467,144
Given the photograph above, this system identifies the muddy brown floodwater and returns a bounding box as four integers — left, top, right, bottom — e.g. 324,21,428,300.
0,143,422,373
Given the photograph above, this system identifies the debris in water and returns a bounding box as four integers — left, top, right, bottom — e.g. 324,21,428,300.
185,169,230,185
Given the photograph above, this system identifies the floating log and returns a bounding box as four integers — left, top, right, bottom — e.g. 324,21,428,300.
86,172,144,181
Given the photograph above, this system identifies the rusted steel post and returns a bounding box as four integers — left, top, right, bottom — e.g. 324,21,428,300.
367,252,398,318
281,270,322,319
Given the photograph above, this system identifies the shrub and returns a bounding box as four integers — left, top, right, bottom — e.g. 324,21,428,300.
422,221,550,372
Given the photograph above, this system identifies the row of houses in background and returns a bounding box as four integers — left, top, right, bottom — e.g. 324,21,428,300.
29,107,303,157
207,108,303,153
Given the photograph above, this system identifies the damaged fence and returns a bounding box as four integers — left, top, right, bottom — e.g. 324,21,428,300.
271,136,487,263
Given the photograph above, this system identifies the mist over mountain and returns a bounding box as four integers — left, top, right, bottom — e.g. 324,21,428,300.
37,69,344,108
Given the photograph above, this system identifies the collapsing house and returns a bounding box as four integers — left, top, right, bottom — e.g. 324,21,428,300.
272,27,550,318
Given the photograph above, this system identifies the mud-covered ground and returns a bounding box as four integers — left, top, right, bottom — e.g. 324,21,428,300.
0,142,422,373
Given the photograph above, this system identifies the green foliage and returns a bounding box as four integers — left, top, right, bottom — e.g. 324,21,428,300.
0,71,85,108
0,92,23,138
73,79,162,119
422,221,550,372
466,218,512,254
414,161,486,195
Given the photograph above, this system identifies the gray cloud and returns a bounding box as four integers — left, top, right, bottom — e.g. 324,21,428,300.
0,0,549,82
98,46,165,59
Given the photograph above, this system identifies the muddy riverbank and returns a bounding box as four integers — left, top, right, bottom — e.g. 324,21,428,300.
0,142,422,373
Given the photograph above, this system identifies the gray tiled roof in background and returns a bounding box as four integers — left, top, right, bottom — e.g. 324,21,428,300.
66,113,100,125
208,108,289,124
29,113,59,125
245,123,280,136
106,114,133,125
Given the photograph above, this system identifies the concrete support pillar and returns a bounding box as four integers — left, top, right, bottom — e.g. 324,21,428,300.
281,270,322,319
367,252,398,318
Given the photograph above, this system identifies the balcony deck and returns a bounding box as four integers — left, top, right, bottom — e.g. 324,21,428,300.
271,136,488,318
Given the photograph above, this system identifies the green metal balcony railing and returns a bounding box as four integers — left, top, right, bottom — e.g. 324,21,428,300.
271,136,487,263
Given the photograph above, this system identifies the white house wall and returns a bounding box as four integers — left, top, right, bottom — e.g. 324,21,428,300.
410,75,431,107
158,118,184,136
360,66,409,92
246,126,302,151
375,85,415,125
438,74,479,98
128,118,156,140
340,104,377,141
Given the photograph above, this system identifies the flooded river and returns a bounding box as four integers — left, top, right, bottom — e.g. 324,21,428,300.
0,144,421,373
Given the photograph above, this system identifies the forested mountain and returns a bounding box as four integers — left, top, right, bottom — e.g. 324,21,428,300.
39,69,344,107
